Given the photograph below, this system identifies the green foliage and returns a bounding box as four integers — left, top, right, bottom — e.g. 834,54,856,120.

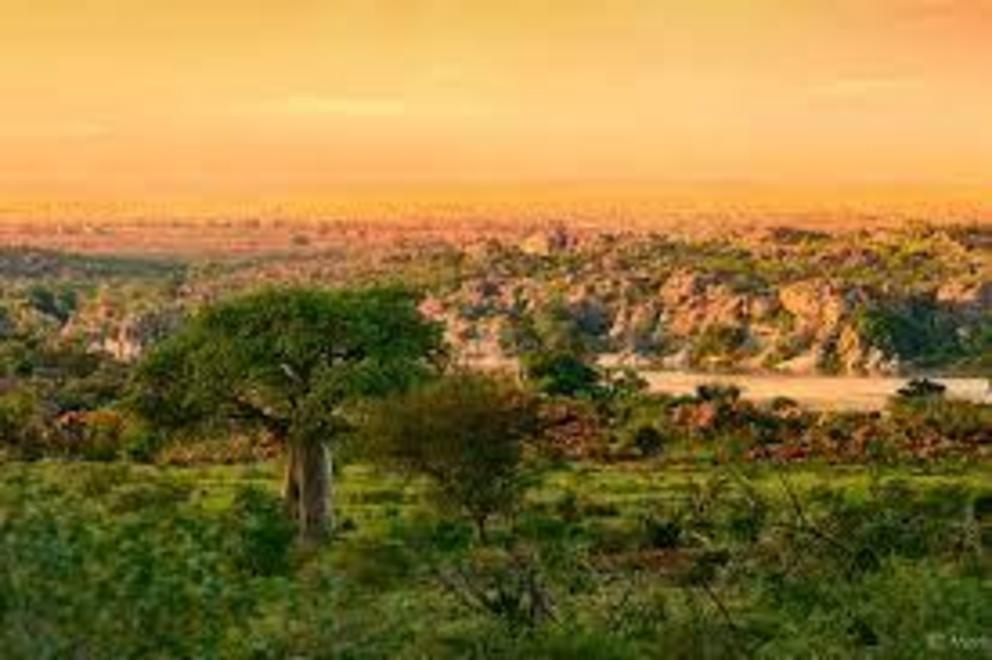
60,409,125,461
128,285,444,537
522,350,603,398
512,295,609,358
970,319,992,365
504,629,643,660
642,515,682,549
0,230,990,656
366,372,540,538
25,285,77,324
0,324,133,457
0,461,989,658
131,285,443,443
695,383,742,404
119,420,163,462
856,297,966,367
629,423,665,457
226,485,296,576
0,467,271,658
0,387,46,458
0,304,13,339
51,354,130,412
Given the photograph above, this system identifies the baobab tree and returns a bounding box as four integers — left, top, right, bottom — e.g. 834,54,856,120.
131,286,442,539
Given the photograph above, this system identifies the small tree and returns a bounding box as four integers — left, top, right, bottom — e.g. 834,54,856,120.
366,372,539,540
522,350,602,398
130,286,442,539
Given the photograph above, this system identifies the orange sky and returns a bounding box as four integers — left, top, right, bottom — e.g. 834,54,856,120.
1,0,991,197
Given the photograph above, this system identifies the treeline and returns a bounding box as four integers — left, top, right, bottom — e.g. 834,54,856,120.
2,285,990,535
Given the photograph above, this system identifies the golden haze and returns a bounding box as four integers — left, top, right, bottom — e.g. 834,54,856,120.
1,0,991,199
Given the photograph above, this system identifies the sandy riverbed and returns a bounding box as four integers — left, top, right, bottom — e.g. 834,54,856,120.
639,371,990,411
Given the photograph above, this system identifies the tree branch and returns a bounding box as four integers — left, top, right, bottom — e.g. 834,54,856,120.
230,395,290,440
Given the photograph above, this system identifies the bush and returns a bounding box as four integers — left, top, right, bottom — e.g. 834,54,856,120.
0,470,268,658
643,516,682,549
366,372,540,539
26,284,77,324
120,420,163,462
523,350,603,398
889,396,992,446
0,387,47,458
856,298,964,367
226,485,296,577
630,424,665,457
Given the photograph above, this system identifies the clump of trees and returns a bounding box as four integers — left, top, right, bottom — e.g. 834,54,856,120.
855,298,971,368
130,286,442,538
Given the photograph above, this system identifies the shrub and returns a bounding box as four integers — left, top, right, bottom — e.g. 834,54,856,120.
119,420,163,462
643,516,682,549
0,470,267,658
0,387,44,451
889,397,992,446
26,284,77,324
523,350,603,398
366,372,540,540
856,298,964,367
695,383,742,404
537,398,609,460
631,424,665,457
226,485,296,577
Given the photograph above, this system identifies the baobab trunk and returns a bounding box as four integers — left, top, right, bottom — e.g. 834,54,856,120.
282,439,332,539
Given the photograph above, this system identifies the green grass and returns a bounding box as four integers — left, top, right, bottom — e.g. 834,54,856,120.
2,459,991,658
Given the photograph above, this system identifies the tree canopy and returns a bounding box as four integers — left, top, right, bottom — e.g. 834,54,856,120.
131,285,443,536
365,371,539,539
132,286,442,441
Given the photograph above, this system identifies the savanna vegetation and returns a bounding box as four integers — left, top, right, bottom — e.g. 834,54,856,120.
1,224,990,658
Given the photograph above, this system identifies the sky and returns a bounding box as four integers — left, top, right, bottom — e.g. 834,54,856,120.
1,0,991,197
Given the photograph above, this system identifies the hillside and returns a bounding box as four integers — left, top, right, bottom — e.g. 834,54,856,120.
0,222,989,377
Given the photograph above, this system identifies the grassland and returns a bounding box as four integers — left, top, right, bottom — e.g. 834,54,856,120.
2,458,990,658
1,204,989,658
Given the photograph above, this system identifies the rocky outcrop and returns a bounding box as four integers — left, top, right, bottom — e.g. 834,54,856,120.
658,270,761,336
778,280,850,338
609,301,663,354
834,324,894,375
430,263,910,375
6,223,984,379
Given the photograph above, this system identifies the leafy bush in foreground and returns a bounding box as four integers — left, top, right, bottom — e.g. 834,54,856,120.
1,460,989,659
0,469,270,658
